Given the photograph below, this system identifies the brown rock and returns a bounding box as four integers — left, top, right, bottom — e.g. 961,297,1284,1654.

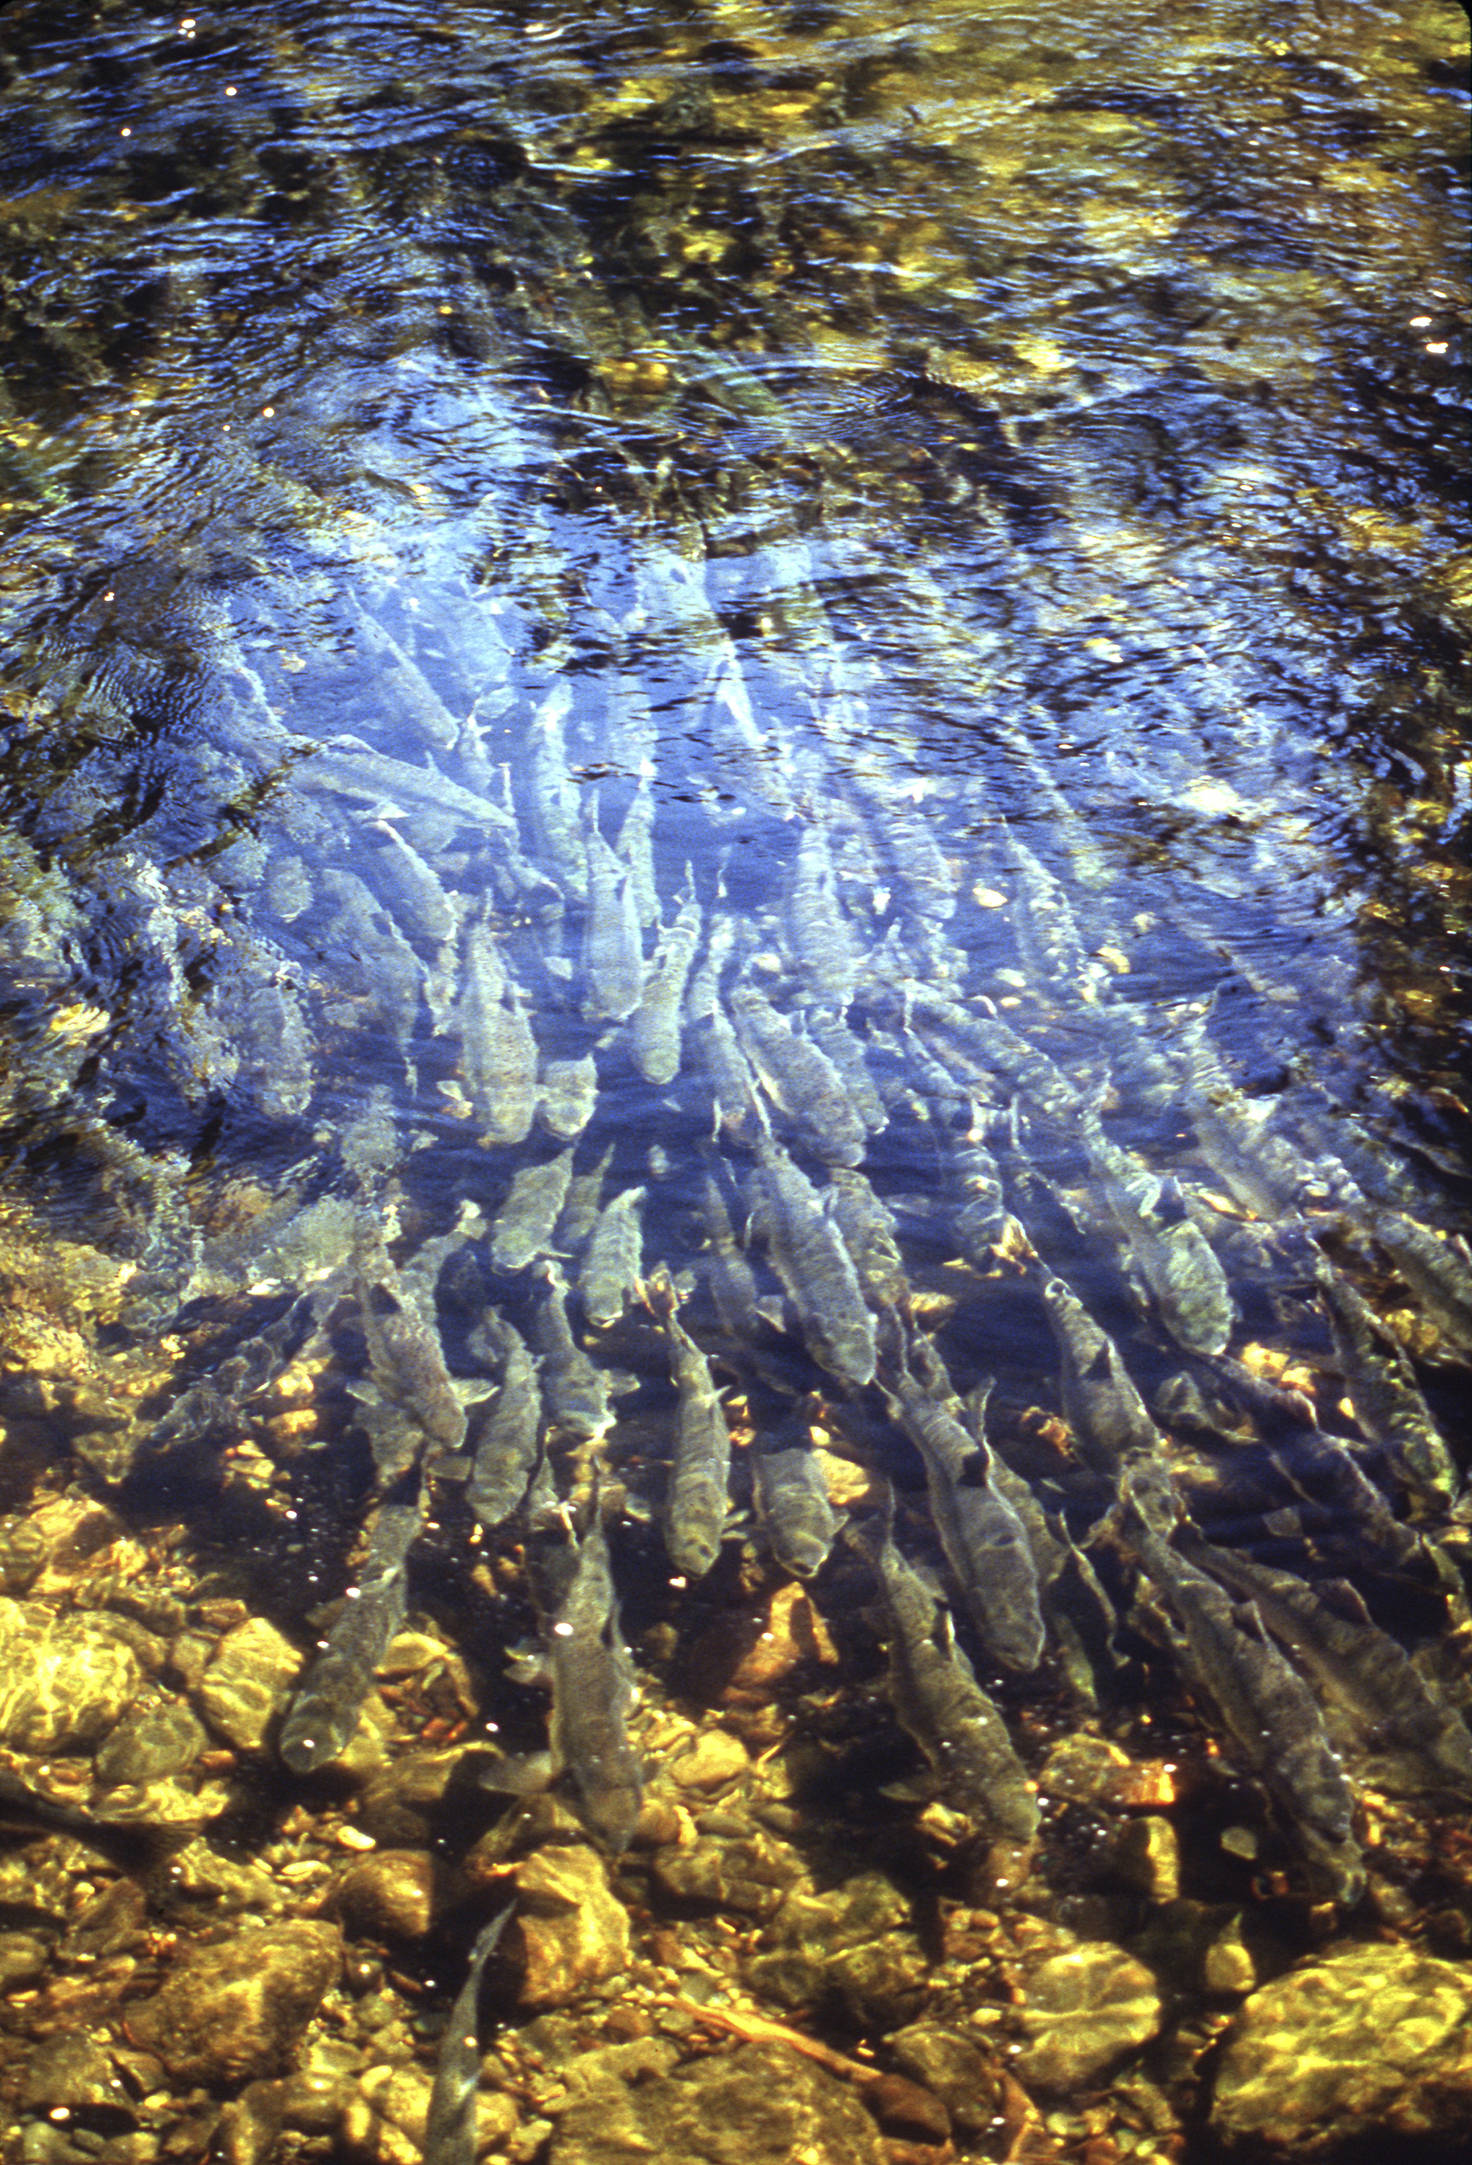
866,2072,951,2143
548,2040,885,2165
196,1616,303,1752
1015,1942,1162,2094
516,1843,631,2007
668,1730,750,1792
1211,1940,1472,2155
125,1920,342,2085
334,1850,440,1941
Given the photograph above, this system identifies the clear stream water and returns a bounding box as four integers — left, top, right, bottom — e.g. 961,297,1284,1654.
0,1,1469,2158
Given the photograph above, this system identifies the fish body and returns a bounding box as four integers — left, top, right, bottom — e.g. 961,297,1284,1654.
1001,826,1101,1002
698,1164,765,1341
732,983,866,1167
531,1260,614,1444
786,820,861,1010
280,1494,424,1772
747,1136,878,1388
423,1903,516,2165
1196,1542,1472,1799
355,1242,471,1458
885,1368,1044,1672
581,1185,646,1329
1079,1101,1235,1356
659,1296,732,1581
753,1429,839,1578
1122,1501,1363,1902
1371,1210,1472,1360
490,1150,576,1275
538,1502,645,1849
630,889,702,1085
696,1002,763,1145
526,685,588,899
826,1166,909,1313
1041,1274,1173,1525
466,1315,543,1531
807,1007,888,1135
615,769,659,930
874,1523,1039,1839
538,1053,599,1142
582,801,644,1023
1315,1253,1458,1504
457,917,538,1147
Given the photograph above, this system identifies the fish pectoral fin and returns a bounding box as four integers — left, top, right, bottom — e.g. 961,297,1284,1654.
504,1643,551,1687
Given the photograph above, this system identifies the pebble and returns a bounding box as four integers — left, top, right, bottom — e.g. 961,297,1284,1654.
668,1730,750,1792
358,1745,473,1846
1211,1940,1472,2155
0,1931,50,1991
1109,1815,1181,1904
195,1616,303,1751
163,1835,281,1914
1015,1942,1163,2093
0,1598,143,1752
333,1849,439,1940
123,1919,342,2084
516,1843,632,2007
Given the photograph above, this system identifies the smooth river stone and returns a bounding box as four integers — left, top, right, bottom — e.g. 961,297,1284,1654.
548,2041,885,2165
0,1596,142,1753
196,1614,303,1750
1211,1940,1472,2155
124,1920,342,2085
1015,1942,1163,2092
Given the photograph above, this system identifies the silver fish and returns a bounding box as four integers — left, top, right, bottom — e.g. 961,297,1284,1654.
652,1275,732,1582
280,1493,424,1773
1315,1251,1458,1505
455,915,538,1147
580,1184,646,1330
732,982,867,1168
581,794,644,1023
747,1133,878,1388
1079,1097,1235,1357
884,1361,1044,1672
870,1509,1039,1840
630,885,702,1086
466,1315,543,1531
423,1903,516,2165
1121,1496,1363,1903
538,1053,599,1142
753,1417,839,1579
490,1150,575,1275
536,1495,644,1849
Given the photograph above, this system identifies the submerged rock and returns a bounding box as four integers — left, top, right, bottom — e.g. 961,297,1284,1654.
1210,1940,1472,2155
124,1920,342,2085
196,1615,304,1751
1015,1941,1163,2093
516,1843,632,2007
0,1598,143,1752
547,2041,885,2165
333,1848,440,1942
746,1871,928,2027
93,1694,208,1787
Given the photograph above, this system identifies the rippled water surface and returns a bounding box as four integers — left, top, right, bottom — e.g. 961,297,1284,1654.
1,2,1469,2159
